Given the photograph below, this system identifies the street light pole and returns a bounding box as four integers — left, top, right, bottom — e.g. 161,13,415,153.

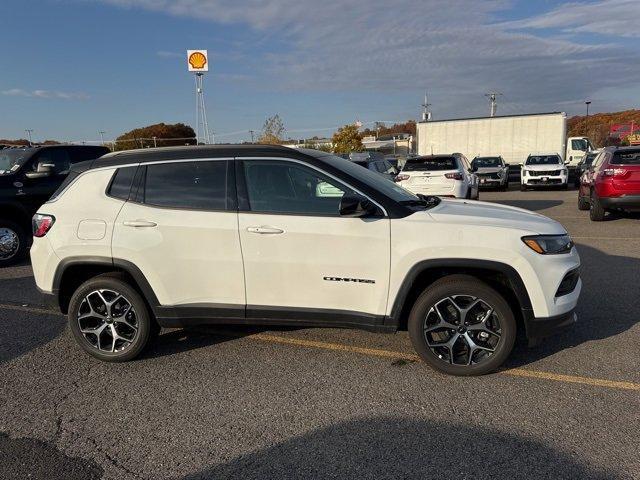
99,131,106,145
25,129,34,146
585,101,591,137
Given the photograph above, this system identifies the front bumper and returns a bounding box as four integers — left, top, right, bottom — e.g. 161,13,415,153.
523,175,567,186
524,308,577,345
477,176,506,188
600,194,640,210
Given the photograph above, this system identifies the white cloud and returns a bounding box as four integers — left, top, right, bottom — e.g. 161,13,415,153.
98,0,640,116
2,88,89,100
501,0,640,38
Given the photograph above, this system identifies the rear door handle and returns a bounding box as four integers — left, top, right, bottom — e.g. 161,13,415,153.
247,226,284,234
123,220,157,228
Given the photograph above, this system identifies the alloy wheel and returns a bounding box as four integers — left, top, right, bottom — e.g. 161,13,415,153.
423,295,502,366
77,289,139,353
0,227,19,260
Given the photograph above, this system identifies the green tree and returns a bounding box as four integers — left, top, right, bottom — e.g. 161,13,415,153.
114,123,196,150
258,114,286,144
332,124,364,154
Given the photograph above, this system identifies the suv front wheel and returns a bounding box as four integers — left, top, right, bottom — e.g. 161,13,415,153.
68,273,154,361
408,275,516,376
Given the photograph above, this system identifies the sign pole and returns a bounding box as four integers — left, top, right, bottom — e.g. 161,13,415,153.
188,50,211,145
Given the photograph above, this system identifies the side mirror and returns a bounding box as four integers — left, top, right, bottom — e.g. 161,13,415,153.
339,193,378,218
25,162,54,179
470,164,478,173
564,159,571,165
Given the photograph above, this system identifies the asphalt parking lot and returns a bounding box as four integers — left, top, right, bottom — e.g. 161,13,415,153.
1,186,639,480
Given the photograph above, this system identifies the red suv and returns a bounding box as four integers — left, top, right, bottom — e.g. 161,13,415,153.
578,146,640,221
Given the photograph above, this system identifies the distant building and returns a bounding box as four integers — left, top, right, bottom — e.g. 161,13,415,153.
362,133,414,155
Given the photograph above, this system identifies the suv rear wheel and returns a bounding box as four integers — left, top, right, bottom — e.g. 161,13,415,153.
68,273,154,361
0,221,27,267
408,275,516,376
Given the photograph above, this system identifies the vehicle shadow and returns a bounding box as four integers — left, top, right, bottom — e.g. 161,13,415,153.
0,308,65,364
178,417,619,480
142,325,301,360
507,242,640,368
489,198,563,211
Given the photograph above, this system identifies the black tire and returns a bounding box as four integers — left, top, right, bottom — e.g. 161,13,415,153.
67,273,154,362
0,220,28,267
589,190,606,221
501,183,509,192
465,187,471,199
408,275,517,376
520,184,526,191
578,195,590,211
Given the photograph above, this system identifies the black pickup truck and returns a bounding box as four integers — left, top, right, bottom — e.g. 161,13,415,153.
0,145,109,266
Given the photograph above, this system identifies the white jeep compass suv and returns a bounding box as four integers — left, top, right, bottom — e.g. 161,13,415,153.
31,146,581,376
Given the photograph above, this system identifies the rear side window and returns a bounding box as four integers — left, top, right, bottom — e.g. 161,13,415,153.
108,167,137,200
143,160,227,210
611,150,640,165
404,157,457,171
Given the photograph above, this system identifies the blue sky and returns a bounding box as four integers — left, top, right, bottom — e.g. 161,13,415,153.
1,0,639,144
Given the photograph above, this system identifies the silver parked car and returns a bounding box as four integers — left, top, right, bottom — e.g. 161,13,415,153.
471,156,509,191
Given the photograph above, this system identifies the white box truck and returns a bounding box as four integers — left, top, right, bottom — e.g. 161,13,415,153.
416,112,593,180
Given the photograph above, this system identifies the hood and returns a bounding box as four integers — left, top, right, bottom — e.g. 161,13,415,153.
426,198,566,235
524,164,564,171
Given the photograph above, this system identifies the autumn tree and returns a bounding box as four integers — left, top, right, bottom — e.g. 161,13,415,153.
258,114,286,144
114,123,196,150
332,124,364,154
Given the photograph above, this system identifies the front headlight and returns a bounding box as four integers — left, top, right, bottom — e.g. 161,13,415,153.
522,234,573,254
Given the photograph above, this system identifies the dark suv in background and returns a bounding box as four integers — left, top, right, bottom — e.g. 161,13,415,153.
0,144,109,265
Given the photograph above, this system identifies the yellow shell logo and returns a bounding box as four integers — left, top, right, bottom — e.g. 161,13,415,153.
188,51,207,70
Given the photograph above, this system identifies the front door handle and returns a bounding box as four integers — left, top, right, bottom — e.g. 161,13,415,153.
247,226,284,234
123,220,157,228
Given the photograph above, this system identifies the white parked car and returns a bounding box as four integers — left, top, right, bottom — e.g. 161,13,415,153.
395,154,479,199
31,146,580,376
521,154,568,191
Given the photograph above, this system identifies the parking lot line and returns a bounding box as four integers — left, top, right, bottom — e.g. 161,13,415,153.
3,303,639,392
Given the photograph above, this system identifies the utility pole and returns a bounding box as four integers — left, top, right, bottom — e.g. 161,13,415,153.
421,91,432,121
249,130,255,143
99,131,106,145
585,101,591,137
485,92,502,117
25,129,34,146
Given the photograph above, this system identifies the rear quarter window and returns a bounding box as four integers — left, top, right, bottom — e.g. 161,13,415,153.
107,166,137,200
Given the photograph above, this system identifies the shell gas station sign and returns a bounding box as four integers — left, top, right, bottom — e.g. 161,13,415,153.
187,50,208,72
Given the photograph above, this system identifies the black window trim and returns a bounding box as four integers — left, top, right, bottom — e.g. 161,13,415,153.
125,157,235,213
235,156,388,218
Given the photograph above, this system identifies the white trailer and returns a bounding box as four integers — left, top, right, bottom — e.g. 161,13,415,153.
416,112,592,167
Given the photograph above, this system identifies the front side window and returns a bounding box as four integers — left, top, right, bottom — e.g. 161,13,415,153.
34,149,71,175
143,160,227,210
243,160,356,215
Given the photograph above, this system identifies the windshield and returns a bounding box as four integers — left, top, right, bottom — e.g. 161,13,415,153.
472,157,502,168
310,151,419,203
571,139,591,151
403,157,457,172
526,155,561,166
0,149,31,175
